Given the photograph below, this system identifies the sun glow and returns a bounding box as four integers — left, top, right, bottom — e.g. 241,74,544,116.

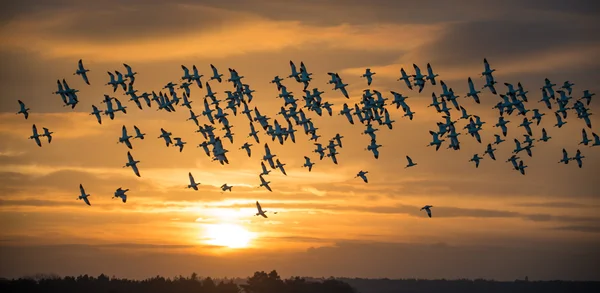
202,223,256,249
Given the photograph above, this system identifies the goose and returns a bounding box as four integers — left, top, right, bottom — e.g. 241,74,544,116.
90,105,102,124
466,77,481,104
181,65,192,82
506,155,520,170
78,184,91,206
42,127,53,143
405,156,417,168
209,64,223,83
554,112,567,128
420,205,433,218
187,172,200,190
538,128,551,142
484,144,496,160
113,187,128,203
397,68,412,90
260,161,271,176
469,154,483,168
123,63,137,84
592,132,600,146
263,143,276,169
133,125,145,139
124,151,141,177
579,90,595,106
220,183,232,192
74,59,90,85
302,156,315,171
571,150,584,168
361,68,376,86
255,201,271,218
240,142,252,157
558,148,570,164
29,124,42,147
356,170,369,183
158,128,173,147
275,159,287,176
259,175,272,192
173,138,186,152
425,63,438,85
17,100,30,119
493,134,505,145
118,125,133,149
517,160,528,175
579,129,591,146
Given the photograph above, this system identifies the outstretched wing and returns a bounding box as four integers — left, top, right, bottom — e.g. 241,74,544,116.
83,197,91,206
256,201,263,212
79,184,86,197
189,172,195,184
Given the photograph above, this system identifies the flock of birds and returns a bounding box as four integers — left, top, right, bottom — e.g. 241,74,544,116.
16,58,598,219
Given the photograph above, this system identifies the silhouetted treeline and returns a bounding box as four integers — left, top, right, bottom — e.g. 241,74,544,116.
338,277,600,293
0,270,357,293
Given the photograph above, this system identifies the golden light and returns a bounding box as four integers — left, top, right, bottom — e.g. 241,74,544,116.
202,223,256,249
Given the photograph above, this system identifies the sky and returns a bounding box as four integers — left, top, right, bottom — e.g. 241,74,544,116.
1,0,600,282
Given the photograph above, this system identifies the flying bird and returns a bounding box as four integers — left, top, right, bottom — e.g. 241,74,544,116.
74,59,90,85
421,205,433,218
17,100,30,119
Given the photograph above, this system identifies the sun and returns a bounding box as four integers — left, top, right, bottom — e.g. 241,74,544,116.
202,223,255,249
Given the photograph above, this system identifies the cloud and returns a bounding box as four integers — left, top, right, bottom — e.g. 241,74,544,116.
0,4,443,62
552,225,600,234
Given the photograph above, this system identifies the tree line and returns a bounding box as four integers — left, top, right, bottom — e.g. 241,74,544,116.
1,270,599,293
0,270,357,293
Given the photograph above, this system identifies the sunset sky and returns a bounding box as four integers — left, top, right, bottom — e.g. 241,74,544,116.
1,0,599,281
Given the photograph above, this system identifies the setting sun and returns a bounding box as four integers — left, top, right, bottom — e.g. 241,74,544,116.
202,223,255,249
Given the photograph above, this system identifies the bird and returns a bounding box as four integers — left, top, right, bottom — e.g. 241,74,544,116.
356,170,369,183
302,156,315,171
118,125,133,149
420,205,433,218
90,105,102,124
113,188,129,203
29,124,43,147
210,64,223,82
17,100,30,119
133,125,145,139
405,156,417,168
558,149,571,164
361,68,376,86
571,150,585,168
187,172,200,190
469,154,483,168
77,184,91,206
255,201,269,218
259,175,272,192
74,59,90,85
124,151,141,177
42,127,53,143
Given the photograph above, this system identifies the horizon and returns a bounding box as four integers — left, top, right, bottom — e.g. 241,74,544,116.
1,0,599,282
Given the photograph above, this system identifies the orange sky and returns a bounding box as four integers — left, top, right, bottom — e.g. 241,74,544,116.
0,0,599,281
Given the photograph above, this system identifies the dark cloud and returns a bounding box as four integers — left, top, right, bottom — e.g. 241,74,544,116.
415,18,599,70
515,202,600,209
552,225,600,233
1,239,599,280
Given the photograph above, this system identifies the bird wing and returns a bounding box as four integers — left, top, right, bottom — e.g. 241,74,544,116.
261,162,268,173
83,197,91,206
210,64,218,75
426,209,432,217
189,172,195,184
406,156,413,164
260,175,267,185
79,184,85,197
78,59,83,69
132,165,140,177
127,151,133,162
256,201,262,212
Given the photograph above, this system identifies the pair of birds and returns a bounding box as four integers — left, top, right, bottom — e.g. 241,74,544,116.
29,124,53,147
77,184,129,206
354,156,417,183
